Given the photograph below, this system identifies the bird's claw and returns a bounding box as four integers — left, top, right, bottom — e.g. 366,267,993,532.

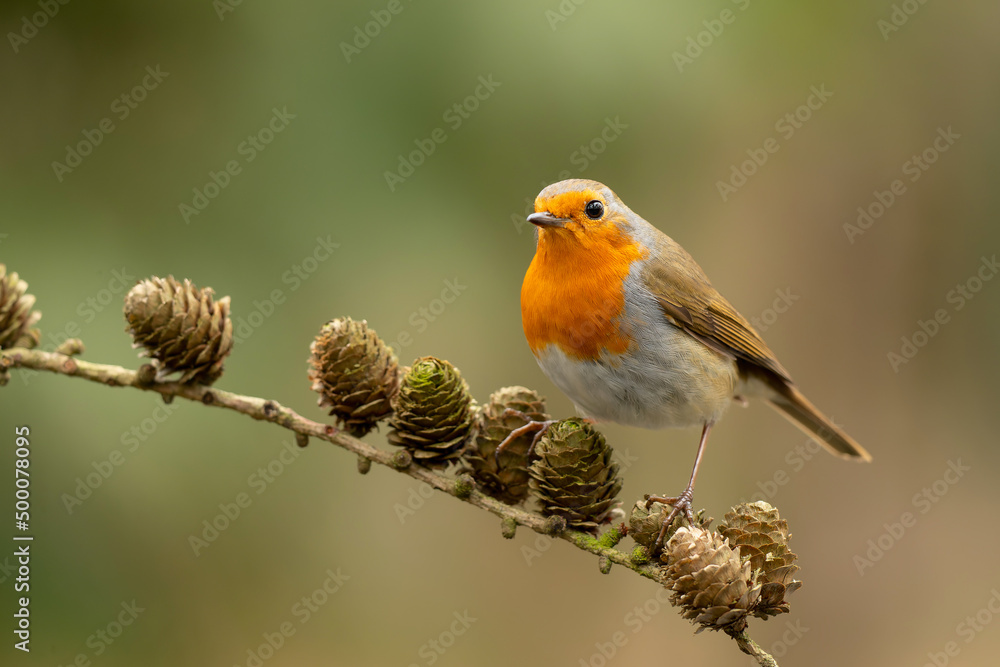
647,489,696,556
493,412,555,467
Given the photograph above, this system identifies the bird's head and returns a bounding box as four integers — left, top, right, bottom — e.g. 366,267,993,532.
528,179,633,245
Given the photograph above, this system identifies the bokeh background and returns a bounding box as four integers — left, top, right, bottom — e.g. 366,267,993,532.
2,1,999,665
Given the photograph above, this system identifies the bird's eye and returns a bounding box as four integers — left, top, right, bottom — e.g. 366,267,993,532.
584,200,604,220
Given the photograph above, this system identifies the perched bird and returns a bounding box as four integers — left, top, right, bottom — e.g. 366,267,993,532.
517,178,871,552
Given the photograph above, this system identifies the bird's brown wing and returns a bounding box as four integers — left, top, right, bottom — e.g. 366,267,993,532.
642,256,793,383
640,242,871,461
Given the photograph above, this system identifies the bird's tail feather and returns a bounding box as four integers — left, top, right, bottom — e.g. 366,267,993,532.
766,383,872,461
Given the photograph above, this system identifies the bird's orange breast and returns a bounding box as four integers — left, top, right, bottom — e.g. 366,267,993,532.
521,225,647,361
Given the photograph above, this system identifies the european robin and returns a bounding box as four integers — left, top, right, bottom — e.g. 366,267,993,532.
517,178,871,552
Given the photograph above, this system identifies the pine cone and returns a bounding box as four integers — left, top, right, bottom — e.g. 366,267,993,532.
663,526,761,633
718,501,802,618
0,265,41,349
463,386,549,505
308,317,400,437
628,500,712,551
123,276,233,385
528,418,622,533
387,357,475,466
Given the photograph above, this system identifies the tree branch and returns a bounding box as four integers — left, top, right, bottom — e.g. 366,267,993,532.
1,343,780,665
726,623,778,666
1,344,662,577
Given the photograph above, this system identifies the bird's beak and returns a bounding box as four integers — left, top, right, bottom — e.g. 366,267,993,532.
527,212,569,228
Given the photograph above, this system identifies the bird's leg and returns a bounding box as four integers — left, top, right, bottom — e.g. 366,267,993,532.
647,422,713,556
493,409,555,466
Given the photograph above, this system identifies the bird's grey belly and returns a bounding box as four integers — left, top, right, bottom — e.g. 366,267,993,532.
533,319,739,429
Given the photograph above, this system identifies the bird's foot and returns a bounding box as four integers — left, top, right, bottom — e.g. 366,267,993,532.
646,488,696,557
493,411,555,466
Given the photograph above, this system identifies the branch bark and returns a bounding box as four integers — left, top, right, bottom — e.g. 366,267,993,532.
1,342,779,666
1,345,663,576
726,623,779,666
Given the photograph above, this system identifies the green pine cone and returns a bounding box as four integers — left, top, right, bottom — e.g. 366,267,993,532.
463,386,549,505
308,317,400,437
387,357,475,466
528,418,622,533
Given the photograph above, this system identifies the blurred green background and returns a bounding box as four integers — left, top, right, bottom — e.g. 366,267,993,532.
2,1,999,665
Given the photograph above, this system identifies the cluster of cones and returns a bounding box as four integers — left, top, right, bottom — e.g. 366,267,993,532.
307,316,623,534
2,271,803,635
631,501,802,632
